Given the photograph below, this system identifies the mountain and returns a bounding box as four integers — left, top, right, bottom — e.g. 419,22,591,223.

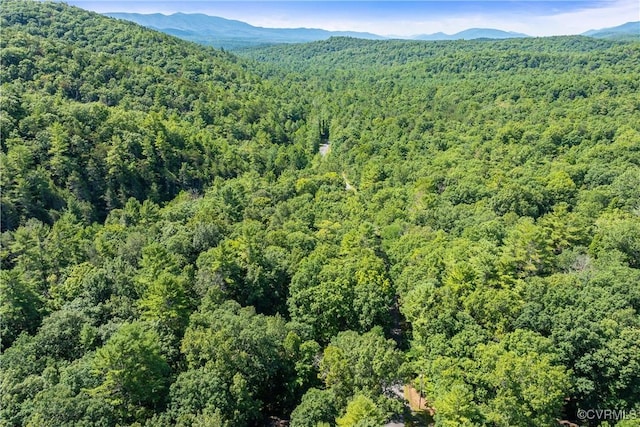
105,12,386,49
413,28,529,40
583,21,640,40
4,2,640,427
0,0,306,227
106,13,533,47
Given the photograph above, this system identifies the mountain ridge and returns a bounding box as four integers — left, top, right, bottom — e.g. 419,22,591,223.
105,12,536,48
105,12,385,49
581,21,640,40
413,28,529,40
105,12,638,49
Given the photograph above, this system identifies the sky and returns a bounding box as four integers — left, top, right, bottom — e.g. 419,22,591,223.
64,1,640,37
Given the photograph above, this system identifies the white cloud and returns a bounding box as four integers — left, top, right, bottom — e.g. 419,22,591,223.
524,0,640,36
225,0,639,37
70,0,639,37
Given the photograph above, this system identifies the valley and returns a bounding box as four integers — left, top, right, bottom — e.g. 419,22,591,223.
1,1,640,426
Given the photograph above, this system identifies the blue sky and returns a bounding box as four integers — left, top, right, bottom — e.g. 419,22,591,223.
65,1,639,36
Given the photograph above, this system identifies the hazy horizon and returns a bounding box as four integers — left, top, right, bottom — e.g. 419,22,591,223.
63,1,639,37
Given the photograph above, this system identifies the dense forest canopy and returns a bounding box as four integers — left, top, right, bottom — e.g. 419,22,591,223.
1,1,639,426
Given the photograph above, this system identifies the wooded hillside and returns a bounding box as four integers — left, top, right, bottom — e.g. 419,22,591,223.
1,1,639,426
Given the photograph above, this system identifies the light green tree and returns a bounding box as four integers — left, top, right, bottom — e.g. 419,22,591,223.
89,322,170,420
336,394,386,427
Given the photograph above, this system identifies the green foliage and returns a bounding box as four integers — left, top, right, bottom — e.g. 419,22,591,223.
290,388,339,427
417,330,570,426
174,300,317,424
319,327,404,415
89,322,170,421
516,265,640,411
289,243,394,343
2,1,639,425
0,269,42,350
475,337,570,426
591,211,640,268
168,368,260,426
336,394,386,427
0,0,311,229
24,385,117,427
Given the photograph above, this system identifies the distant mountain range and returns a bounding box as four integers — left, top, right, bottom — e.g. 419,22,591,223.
105,13,384,49
413,28,529,41
582,21,640,40
105,13,639,49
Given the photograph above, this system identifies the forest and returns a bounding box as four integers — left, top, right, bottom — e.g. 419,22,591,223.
1,1,640,426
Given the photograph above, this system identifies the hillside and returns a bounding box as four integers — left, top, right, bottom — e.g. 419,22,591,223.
583,21,640,40
2,1,640,426
0,0,313,229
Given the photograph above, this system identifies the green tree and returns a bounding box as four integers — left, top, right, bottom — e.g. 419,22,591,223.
0,269,42,350
320,328,403,403
290,388,339,427
432,382,479,427
168,367,260,427
89,322,170,421
178,300,309,422
289,246,393,343
476,336,570,427
590,211,640,268
25,385,117,427
336,394,386,427
139,271,192,336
